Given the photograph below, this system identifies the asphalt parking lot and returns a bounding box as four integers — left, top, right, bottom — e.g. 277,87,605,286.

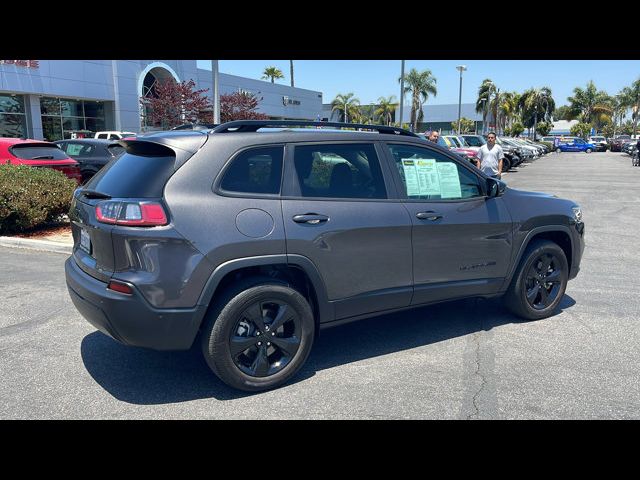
1,150,639,419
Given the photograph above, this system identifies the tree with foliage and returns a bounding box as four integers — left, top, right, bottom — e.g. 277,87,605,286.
331,93,360,123
375,96,397,126
219,92,268,122
620,78,640,137
451,117,474,133
496,91,521,134
141,78,212,130
506,121,525,137
519,87,555,139
399,68,437,132
566,81,612,126
536,121,552,136
553,105,572,121
476,79,496,134
570,122,591,139
262,66,284,83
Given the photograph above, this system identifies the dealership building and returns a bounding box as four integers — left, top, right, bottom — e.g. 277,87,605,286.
0,60,324,141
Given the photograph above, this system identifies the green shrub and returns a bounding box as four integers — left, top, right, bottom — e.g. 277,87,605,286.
0,165,77,234
539,141,554,151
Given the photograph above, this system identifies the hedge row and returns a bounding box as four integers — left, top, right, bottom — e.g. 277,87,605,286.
0,165,77,234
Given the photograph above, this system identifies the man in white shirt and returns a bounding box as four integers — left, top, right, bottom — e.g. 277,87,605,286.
475,132,504,179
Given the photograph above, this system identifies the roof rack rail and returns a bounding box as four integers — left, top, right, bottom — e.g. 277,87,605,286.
210,120,419,137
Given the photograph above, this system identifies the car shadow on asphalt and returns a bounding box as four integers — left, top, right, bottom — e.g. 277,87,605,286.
81,294,576,404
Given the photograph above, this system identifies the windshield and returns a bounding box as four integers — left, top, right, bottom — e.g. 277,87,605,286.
447,137,462,147
10,144,70,160
462,136,485,147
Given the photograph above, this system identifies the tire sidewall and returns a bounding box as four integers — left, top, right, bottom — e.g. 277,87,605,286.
203,284,314,392
509,241,568,320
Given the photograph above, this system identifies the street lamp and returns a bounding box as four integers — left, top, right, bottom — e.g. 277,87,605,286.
456,65,467,134
480,98,486,135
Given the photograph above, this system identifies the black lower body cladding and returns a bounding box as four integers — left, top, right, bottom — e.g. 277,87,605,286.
65,257,208,350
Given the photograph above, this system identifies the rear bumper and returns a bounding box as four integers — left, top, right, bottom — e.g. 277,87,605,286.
65,257,207,350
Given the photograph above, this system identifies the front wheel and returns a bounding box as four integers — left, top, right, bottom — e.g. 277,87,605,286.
201,283,315,392
504,240,568,320
585,148,592,153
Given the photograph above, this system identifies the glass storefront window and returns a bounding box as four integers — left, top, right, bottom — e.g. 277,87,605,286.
40,96,109,140
60,99,84,117
83,101,104,118
85,117,105,133
41,116,63,142
62,117,86,139
0,114,26,137
40,97,61,116
0,94,25,114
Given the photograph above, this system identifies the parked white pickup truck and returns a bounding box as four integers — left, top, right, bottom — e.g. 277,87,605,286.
94,131,136,140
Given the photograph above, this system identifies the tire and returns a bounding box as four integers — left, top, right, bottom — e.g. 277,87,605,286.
502,158,511,172
585,148,592,153
201,280,315,392
504,239,568,320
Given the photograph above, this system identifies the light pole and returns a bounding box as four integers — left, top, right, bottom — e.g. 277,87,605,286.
399,60,405,129
456,65,467,134
212,60,220,124
480,98,486,135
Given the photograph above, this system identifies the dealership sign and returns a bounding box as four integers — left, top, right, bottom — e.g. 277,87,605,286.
282,96,300,106
0,60,40,68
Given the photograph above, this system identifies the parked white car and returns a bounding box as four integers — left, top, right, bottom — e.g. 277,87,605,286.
94,131,136,140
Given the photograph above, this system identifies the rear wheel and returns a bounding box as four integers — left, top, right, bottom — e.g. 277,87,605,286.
585,148,592,153
201,282,315,392
504,240,568,320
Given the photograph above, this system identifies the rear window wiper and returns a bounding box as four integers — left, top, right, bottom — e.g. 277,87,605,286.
79,189,111,199
30,155,55,160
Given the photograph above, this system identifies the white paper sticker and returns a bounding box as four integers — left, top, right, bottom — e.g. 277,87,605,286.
414,158,441,196
402,160,421,196
436,162,462,199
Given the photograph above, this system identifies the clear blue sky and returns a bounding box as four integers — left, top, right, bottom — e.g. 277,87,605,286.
197,60,640,107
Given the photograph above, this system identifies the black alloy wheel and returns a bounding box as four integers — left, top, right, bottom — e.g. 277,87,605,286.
523,253,563,311
504,239,568,320
230,300,302,377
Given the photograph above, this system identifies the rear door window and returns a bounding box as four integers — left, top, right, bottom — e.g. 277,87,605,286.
219,146,283,195
293,143,387,199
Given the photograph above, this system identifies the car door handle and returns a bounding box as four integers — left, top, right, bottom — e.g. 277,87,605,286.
292,214,329,224
416,211,443,221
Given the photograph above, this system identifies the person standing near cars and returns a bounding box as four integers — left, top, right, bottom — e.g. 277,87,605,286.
426,130,440,143
476,132,504,179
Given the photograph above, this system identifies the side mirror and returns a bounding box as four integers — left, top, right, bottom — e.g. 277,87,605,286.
486,177,506,197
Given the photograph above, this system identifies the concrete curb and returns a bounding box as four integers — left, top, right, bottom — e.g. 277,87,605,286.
0,236,72,255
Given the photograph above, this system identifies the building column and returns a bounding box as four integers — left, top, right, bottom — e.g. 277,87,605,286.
26,95,43,140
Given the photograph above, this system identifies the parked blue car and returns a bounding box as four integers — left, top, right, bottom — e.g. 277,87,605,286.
557,138,596,153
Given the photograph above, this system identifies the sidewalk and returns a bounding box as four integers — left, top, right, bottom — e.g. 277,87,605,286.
0,224,73,255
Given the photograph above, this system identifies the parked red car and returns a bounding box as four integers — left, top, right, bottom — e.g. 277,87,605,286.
0,138,82,184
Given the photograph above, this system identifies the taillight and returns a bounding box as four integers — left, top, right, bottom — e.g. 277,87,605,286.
96,200,168,226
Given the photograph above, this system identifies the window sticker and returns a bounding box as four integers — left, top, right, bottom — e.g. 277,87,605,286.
436,162,462,198
401,159,421,196
414,158,441,195
67,144,83,156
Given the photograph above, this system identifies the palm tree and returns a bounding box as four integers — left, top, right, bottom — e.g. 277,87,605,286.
375,96,398,126
520,87,555,138
398,68,437,132
621,78,640,137
476,79,496,134
262,66,284,83
497,91,520,134
331,93,360,123
567,81,612,125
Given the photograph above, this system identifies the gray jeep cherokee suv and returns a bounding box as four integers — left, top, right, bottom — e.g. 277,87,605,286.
65,120,585,391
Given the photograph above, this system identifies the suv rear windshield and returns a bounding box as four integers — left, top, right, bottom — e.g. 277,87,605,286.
462,136,485,147
85,147,175,198
10,144,69,160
